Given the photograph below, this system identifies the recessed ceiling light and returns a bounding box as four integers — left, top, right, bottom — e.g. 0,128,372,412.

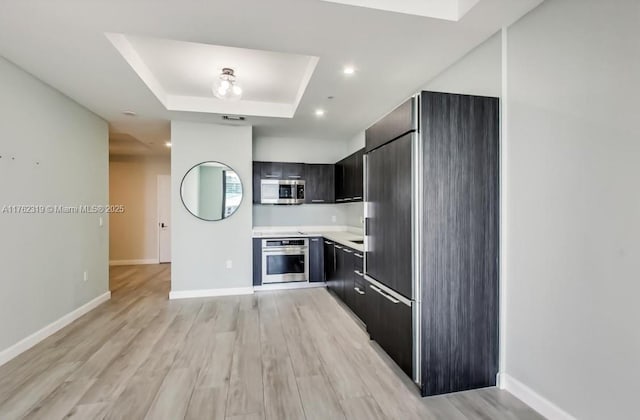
343,66,355,75
122,110,137,116
315,109,325,117
165,142,172,148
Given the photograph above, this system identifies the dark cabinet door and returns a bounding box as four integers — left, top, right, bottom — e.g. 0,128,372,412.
253,162,262,204
253,238,262,285
335,161,346,201
341,248,356,311
282,163,305,179
305,164,335,204
353,149,364,201
353,275,367,324
365,98,416,152
334,244,346,301
365,134,413,298
367,283,413,377
324,240,336,292
261,162,283,179
309,237,324,282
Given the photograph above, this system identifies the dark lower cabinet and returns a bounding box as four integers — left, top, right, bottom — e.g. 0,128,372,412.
309,237,324,282
353,276,367,324
340,248,356,311
324,240,337,292
367,283,413,378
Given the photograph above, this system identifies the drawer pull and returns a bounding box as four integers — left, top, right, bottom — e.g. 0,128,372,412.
311,238,319,242
334,245,343,249
354,253,363,258
288,175,302,179
354,287,365,295
343,249,352,254
312,199,325,202
324,241,333,245
370,285,400,304
354,270,364,277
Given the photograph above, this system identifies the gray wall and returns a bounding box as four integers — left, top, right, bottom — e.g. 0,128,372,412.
0,57,109,353
505,1,640,419
253,135,359,227
171,121,253,292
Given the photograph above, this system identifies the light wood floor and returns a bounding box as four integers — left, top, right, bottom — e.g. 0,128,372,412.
0,264,543,420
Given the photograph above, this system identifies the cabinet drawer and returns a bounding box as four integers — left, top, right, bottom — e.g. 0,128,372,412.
353,276,367,324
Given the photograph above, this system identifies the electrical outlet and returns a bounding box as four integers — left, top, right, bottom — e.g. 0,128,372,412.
226,260,233,269
83,271,88,282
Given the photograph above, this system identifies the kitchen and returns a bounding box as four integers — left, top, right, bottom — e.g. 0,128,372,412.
2,0,635,418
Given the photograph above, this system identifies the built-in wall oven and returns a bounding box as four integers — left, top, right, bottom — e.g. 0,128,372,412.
261,238,309,283
260,179,305,205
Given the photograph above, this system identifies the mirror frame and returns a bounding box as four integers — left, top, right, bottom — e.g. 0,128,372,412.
179,160,244,222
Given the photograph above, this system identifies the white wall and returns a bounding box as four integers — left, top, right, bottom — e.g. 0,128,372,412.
109,155,171,263
504,1,640,419
253,135,359,227
422,31,502,97
171,121,252,292
0,57,109,354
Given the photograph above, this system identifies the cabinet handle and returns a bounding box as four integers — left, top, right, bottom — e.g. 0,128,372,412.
353,196,362,200
354,253,363,258
324,241,333,245
334,245,343,249
354,287,365,295
342,249,352,254
288,175,302,179
370,285,400,304
311,238,319,242
264,174,278,178
336,198,345,202
311,199,325,203
354,270,364,277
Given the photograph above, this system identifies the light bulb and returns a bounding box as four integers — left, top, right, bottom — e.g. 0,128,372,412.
233,85,242,95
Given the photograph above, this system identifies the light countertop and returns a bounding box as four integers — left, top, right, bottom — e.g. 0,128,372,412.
253,225,364,252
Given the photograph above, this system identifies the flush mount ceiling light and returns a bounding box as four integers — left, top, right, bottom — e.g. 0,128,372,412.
212,68,242,101
343,66,355,75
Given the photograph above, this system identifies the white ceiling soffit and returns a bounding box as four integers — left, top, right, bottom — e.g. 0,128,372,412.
319,0,481,21
106,33,319,118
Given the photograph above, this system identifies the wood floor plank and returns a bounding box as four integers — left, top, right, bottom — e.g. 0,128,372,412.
340,395,387,420
144,367,198,420
258,293,306,420
225,306,264,417
185,386,227,420
23,378,96,420
63,402,109,419
296,374,346,420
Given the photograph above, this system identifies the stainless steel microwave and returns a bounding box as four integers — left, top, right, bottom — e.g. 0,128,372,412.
260,179,305,204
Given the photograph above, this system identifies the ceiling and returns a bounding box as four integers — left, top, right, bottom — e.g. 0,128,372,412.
0,0,543,156
319,0,482,21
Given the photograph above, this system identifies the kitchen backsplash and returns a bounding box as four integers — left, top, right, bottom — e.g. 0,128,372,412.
253,201,363,228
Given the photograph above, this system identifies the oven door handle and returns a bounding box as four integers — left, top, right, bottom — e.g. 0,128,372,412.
263,248,308,254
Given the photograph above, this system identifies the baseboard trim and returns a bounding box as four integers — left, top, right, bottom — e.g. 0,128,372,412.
499,373,576,420
169,287,254,300
109,259,159,266
254,282,326,292
0,291,111,367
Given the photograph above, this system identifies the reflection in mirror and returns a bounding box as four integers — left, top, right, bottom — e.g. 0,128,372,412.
180,161,243,221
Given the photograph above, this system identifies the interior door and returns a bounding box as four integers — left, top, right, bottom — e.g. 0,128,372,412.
157,174,171,263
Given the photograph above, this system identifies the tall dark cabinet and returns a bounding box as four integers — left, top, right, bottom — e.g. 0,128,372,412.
363,91,499,397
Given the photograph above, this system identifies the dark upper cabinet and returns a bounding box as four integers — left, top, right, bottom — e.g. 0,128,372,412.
365,134,413,299
309,237,324,282
335,149,364,202
305,164,335,204
259,162,304,180
260,161,283,179
365,98,417,152
252,162,262,204
283,163,305,179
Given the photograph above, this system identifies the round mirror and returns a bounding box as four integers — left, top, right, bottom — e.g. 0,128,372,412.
180,161,243,221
